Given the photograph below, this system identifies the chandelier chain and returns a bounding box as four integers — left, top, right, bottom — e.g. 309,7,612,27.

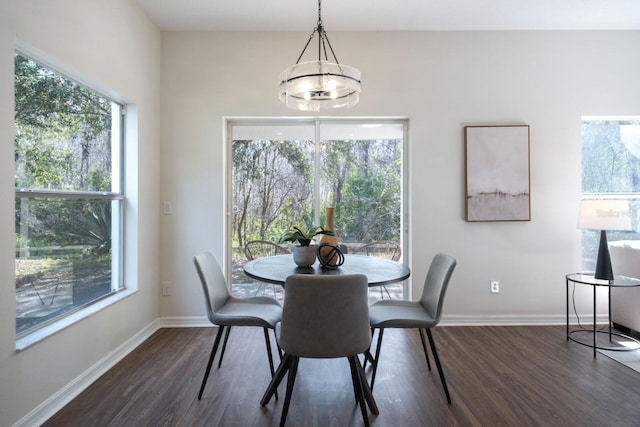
293,0,340,65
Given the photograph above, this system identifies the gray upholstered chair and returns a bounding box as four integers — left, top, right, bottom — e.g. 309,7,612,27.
260,274,378,427
193,251,282,400
366,253,456,403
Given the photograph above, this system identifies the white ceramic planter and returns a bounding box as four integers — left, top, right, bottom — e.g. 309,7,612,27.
293,245,316,268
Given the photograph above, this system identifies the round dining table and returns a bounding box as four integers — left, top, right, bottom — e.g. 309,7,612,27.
243,253,410,287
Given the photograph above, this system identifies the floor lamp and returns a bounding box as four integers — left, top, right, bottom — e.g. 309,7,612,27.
577,199,632,281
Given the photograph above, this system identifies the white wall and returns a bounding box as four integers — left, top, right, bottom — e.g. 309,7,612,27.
0,1,160,425
160,30,640,324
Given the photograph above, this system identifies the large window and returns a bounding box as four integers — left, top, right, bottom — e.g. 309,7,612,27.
228,119,407,298
581,117,640,270
14,53,124,336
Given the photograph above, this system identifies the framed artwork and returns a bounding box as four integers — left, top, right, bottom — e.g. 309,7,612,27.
464,125,530,222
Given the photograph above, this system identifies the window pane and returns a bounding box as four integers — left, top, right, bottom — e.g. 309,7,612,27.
15,197,120,335
582,119,640,194
581,118,640,271
319,123,403,249
229,121,405,300
14,54,117,193
231,132,316,246
14,52,124,336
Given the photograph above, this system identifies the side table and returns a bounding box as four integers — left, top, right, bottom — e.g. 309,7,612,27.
566,273,640,358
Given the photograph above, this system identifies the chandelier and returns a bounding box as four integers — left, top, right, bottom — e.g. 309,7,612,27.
278,0,361,111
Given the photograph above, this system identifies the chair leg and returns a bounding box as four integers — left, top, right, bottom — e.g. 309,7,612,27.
260,354,291,406
279,356,299,427
383,285,392,299
348,356,370,427
349,356,361,402
254,282,265,296
369,328,384,391
263,328,278,400
362,328,376,370
362,350,373,370
198,325,225,400
418,328,432,371
217,326,232,368
426,328,451,404
356,356,379,415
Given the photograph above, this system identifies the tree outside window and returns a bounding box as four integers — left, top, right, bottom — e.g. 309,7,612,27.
230,121,405,298
581,118,640,270
14,53,124,336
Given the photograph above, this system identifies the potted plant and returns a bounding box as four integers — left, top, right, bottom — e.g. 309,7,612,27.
280,226,334,267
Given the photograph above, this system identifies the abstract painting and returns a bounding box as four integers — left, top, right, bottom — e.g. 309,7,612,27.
465,125,530,221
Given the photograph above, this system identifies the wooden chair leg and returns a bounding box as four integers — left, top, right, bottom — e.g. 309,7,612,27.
279,356,299,427
198,325,225,399
348,356,370,427
418,328,432,371
426,328,451,404
217,326,232,368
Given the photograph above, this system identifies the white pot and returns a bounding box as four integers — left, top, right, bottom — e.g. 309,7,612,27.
293,245,316,268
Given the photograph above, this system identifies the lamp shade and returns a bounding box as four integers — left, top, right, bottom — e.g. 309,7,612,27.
577,199,632,231
279,60,361,112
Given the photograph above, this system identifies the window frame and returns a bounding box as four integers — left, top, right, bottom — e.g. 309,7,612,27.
224,117,410,298
14,47,128,347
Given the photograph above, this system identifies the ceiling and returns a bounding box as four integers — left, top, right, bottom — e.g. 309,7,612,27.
135,0,640,31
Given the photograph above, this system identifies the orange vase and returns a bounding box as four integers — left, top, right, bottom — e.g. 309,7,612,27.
319,207,340,266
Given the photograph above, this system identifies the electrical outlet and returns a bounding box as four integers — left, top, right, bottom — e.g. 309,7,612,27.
490,280,500,294
162,282,172,296
162,201,173,215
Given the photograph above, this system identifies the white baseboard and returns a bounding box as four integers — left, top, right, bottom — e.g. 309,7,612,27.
13,319,161,427
440,313,609,326
158,315,211,328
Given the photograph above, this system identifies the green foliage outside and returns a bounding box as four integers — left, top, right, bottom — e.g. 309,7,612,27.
14,53,118,334
232,135,402,250
582,120,640,194
14,53,116,255
232,138,316,247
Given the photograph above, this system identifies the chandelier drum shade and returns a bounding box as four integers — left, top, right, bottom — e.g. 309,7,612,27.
279,0,361,111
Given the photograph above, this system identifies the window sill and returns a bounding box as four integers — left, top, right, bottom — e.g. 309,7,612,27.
16,288,138,352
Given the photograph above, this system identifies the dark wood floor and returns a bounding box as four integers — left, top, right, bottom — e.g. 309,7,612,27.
43,325,640,427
